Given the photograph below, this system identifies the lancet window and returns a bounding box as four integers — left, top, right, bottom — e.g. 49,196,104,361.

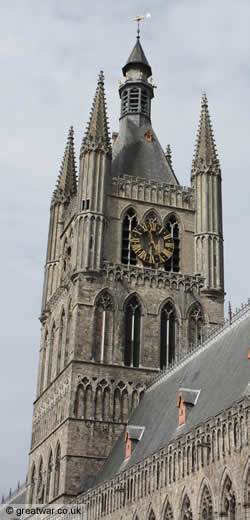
164,215,180,272
122,209,137,265
64,300,72,367
200,485,213,520
47,322,56,384
54,444,61,497
40,329,48,394
45,450,53,503
160,302,176,369
37,458,44,504
181,494,193,520
164,500,174,520
94,292,114,363
57,309,65,375
221,476,236,518
30,465,36,504
188,304,204,348
124,295,141,367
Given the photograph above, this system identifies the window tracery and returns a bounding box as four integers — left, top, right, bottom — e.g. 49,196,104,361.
160,302,176,369
124,295,141,367
164,499,174,520
221,476,236,518
181,494,193,520
122,209,137,265
200,485,213,520
188,304,204,348
164,215,180,272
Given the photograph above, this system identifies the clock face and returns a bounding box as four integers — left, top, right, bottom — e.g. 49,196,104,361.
130,221,174,265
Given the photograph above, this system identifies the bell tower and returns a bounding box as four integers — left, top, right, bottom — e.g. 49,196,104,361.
26,34,224,505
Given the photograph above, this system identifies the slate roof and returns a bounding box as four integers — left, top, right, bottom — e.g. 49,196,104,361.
122,39,152,78
112,118,178,184
95,306,250,486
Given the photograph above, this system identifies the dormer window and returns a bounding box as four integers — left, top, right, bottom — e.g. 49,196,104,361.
124,426,145,459
177,388,200,426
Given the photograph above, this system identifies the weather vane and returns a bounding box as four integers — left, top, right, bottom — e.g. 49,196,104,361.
132,13,151,39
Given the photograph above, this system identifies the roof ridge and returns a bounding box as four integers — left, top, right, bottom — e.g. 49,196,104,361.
147,298,250,392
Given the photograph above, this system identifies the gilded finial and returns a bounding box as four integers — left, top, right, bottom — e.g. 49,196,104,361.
132,13,151,39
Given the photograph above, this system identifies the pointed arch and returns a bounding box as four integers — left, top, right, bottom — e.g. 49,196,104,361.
45,449,53,503
121,389,129,422
74,384,84,418
40,328,48,393
121,207,137,265
85,385,93,419
160,301,177,369
180,493,193,520
162,496,174,519
103,386,110,421
94,291,114,363
29,463,36,504
95,386,103,420
143,208,162,225
188,303,204,348
47,321,56,385
198,482,213,520
243,458,250,514
64,299,72,367
220,472,236,518
113,388,121,422
124,294,141,367
56,308,65,376
37,457,44,504
147,506,156,520
54,443,61,498
164,214,180,272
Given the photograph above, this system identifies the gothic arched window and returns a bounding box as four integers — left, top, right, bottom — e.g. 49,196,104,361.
188,304,204,348
47,322,56,385
160,302,176,369
40,329,48,394
64,300,72,367
181,494,193,520
164,215,180,272
75,385,84,418
163,499,174,520
45,450,53,503
122,209,137,265
37,458,44,504
30,464,36,504
221,476,236,518
94,292,114,363
124,295,141,367
200,485,213,520
56,309,65,376
54,444,61,498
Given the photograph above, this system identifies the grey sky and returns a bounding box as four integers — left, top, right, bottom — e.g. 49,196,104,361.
0,0,250,496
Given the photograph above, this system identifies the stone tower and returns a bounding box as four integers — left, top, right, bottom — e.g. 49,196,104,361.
26,36,224,504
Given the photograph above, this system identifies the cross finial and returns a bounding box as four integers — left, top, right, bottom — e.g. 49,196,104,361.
132,13,151,39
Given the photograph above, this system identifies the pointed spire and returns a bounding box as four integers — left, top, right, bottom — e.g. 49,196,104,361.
122,38,152,78
52,126,77,203
80,71,111,157
192,93,220,172
165,144,173,168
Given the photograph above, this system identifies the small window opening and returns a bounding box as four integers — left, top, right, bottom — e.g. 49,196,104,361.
82,200,85,210
86,199,90,210
145,130,153,143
